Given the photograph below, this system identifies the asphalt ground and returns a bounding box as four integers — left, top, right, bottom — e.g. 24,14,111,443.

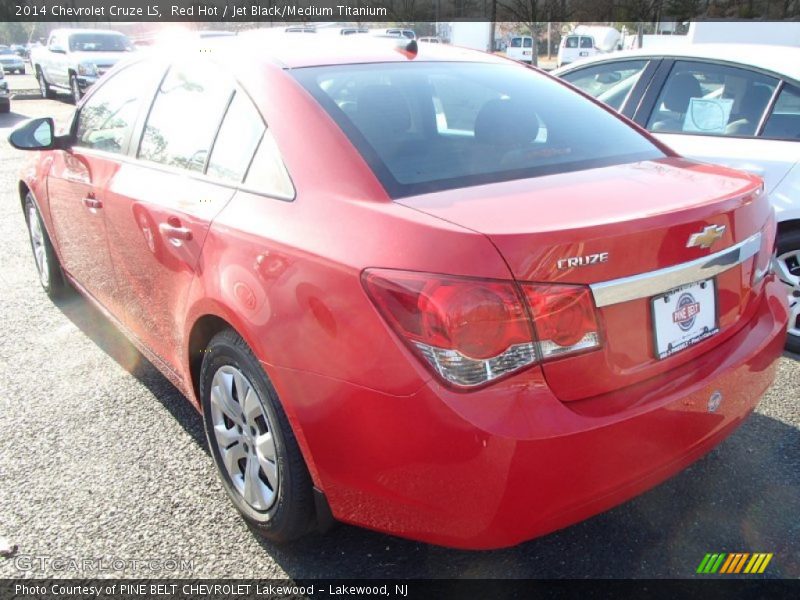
0,97,798,579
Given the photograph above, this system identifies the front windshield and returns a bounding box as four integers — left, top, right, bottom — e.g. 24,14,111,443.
68,33,132,52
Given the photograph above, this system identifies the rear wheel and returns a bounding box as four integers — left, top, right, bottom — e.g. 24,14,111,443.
200,329,315,542
775,228,800,353
24,195,64,298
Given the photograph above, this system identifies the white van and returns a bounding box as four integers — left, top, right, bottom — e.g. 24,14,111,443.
558,26,621,67
557,34,596,67
506,36,534,63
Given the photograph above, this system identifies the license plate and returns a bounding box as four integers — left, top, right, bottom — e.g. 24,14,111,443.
651,279,718,360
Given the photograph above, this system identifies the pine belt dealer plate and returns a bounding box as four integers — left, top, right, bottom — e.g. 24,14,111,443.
651,278,719,360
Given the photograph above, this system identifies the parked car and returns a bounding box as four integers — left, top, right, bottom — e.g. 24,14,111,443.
371,28,416,40
9,36,788,549
553,44,800,352
0,69,9,112
30,28,134,103
506,35,534,63
0,48,25,74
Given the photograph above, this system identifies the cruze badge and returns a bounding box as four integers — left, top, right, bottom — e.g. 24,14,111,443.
687,225,726,249
557,252,609,270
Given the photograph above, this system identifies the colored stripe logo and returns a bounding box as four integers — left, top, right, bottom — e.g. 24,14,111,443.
696,553,773,574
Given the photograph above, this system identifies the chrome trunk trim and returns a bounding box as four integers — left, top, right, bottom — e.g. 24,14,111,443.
590,232,761,308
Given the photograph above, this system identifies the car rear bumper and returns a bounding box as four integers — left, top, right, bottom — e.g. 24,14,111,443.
268,276,788,549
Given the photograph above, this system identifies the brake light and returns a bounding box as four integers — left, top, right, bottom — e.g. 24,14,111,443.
521,284,601,359
363,269,602,389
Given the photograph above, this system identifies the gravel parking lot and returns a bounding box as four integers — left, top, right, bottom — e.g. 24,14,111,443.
0,97,798,580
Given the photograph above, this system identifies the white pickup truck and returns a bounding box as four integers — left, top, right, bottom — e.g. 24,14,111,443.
31,29,134,103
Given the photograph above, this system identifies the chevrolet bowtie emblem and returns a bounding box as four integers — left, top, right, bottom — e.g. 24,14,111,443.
687,225,726,249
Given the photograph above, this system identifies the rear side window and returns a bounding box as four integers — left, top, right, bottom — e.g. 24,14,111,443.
138,62,233,172
523,38,533,48
293,62,664,198
646,60,778,137
565,36,579,49
762,83,800,140
580,37,593,49
207,91,266,182
510,38,522,48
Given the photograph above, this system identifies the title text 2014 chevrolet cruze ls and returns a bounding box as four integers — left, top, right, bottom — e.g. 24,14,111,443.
10,37,789,549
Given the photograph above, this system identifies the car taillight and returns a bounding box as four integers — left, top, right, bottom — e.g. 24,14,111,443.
521,284,601,359
363,269,602,389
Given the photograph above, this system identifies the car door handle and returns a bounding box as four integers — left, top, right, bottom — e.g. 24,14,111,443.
159,220,193,242
82,195,102,209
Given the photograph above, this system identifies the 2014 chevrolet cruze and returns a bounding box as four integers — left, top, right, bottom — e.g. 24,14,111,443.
10,36,789,549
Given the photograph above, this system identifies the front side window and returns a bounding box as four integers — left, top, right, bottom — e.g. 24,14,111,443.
75,60,161,155
561,60,649,111
647,60,778,137
294,62,664,198
138,62,233,173
762,83,800,140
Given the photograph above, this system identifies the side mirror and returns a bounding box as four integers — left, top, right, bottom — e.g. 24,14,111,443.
9,118,58,150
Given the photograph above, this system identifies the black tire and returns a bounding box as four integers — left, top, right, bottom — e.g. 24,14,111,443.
776,228,800,353
37,68,55,99
69,73,82,104
200,329,315,542
24,194,65,299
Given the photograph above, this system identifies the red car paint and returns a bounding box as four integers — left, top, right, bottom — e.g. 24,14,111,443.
18,37,788,549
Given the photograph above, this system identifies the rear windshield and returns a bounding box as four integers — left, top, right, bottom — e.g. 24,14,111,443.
69,33,131,52
293,62,664,198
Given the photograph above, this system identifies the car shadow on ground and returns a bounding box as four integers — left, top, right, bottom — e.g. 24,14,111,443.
52,289,208,453
52,289,799,579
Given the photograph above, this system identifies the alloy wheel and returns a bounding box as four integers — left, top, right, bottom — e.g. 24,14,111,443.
775,249,800,339
209,365,279,511
27,204,49,288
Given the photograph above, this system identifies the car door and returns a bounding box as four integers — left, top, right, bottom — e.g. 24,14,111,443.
51,34,72,87
47,60,161,309
102,60,250,373
636,59,799,193
559,58,659,118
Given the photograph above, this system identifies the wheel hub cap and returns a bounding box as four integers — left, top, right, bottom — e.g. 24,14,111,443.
28,206,49,288
209,365,278,511
775,250,800,338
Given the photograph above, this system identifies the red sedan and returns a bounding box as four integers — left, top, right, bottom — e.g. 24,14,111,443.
10,36,788,549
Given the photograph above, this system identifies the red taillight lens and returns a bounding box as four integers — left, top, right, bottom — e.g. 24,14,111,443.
522,284,601,359
363,270,535,387
363,269,603,389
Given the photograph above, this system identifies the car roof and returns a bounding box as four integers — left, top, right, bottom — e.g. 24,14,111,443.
217,32,508,69
554,43,800,83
